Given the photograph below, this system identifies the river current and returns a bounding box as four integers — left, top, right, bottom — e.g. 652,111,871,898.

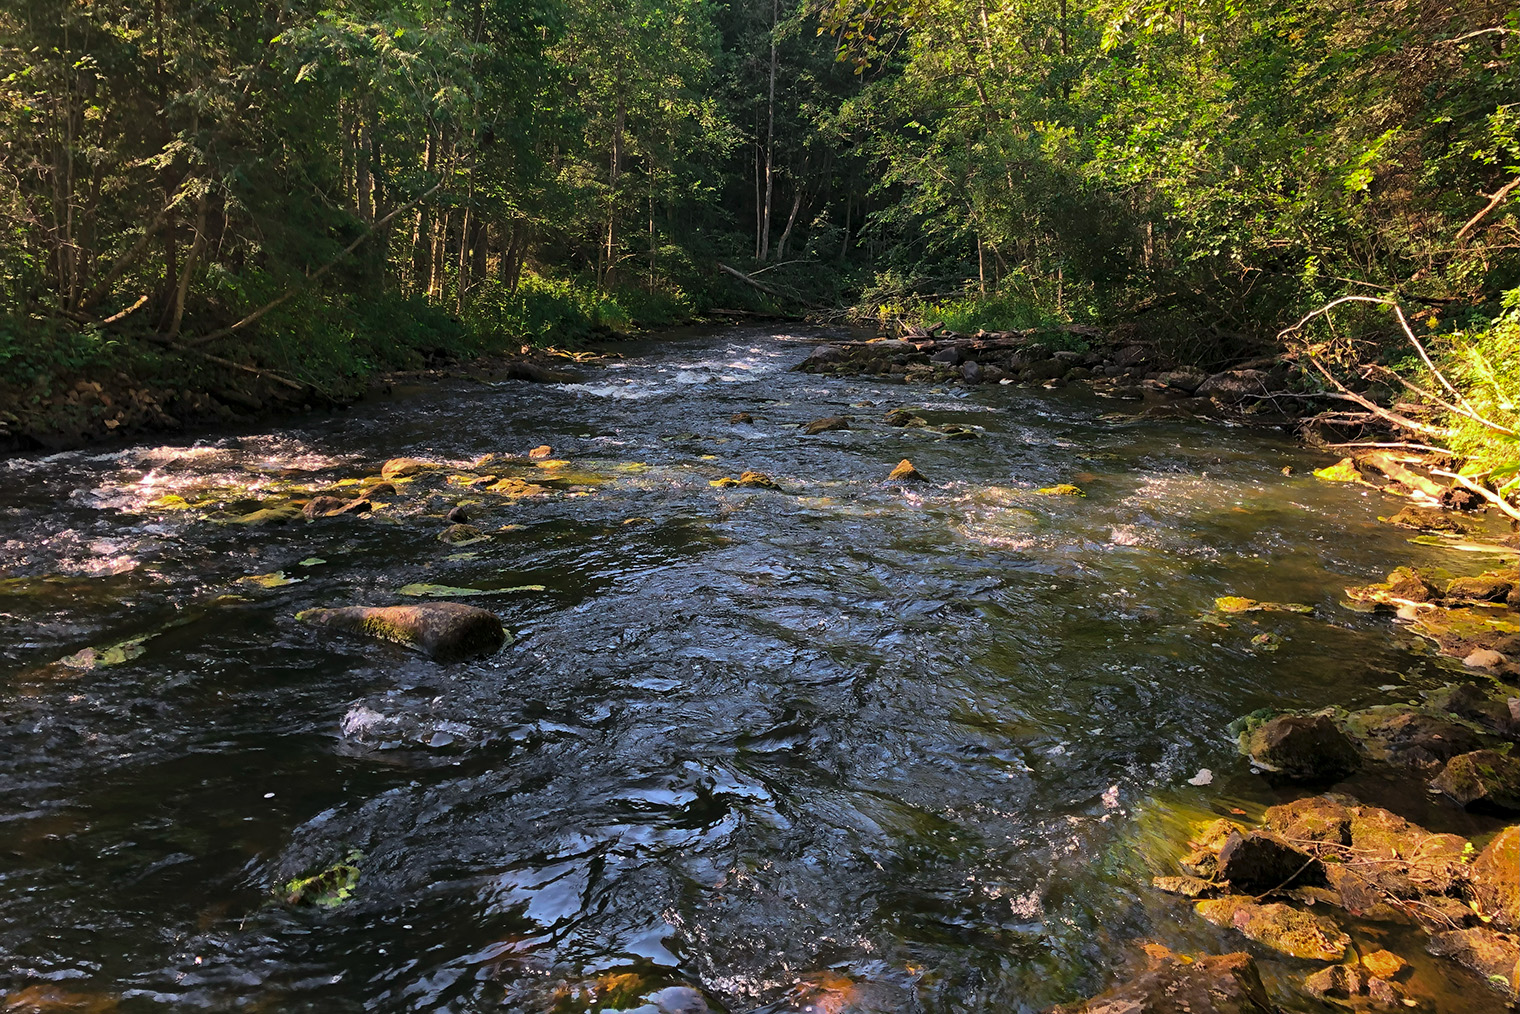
0,327,1512,1012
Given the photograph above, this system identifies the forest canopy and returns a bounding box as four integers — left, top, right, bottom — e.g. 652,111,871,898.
2,0,1517,467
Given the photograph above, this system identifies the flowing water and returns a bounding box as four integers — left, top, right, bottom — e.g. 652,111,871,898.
1,327,1514,1013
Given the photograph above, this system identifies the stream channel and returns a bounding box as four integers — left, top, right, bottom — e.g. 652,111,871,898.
1,326,1514,1013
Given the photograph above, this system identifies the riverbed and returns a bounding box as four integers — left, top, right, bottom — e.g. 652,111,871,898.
1,326,1513,1012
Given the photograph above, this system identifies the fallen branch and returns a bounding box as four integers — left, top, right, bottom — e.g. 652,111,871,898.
191,349,312,393
1455,176,1520,244
716,261,820,308
1430,468,1520,523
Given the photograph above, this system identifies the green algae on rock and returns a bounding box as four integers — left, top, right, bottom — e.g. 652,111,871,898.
284,850,362,908
1469,826,1520,930
1035,483,1085,496
1050,945,1275,1014
1237,712,1361,782
297,602,509,661
1194,896,1350,960
1429,750,1520,813
438,523,489,545
1312,458,1364,483
1213,596,1314,615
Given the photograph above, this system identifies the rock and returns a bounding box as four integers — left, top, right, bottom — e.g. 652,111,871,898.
1427,927,1520,990
380,457,432,480
1344,804,1471,897
962,360,983,383
1410,605,1520,658
1465,648,1508,669
930,346,962,365
361,481,398,499
1111,344,1153,369
438,523,488,545
1430,749,1520,813
1313,458,1363,482
1361,950,1407,980
297,603,507,661
1385,505,1472,533
1196,369,1270,404
1049,946,1275,1014
1154,370,1206,393
1469,826,1519,929
1035,483,1085,496
1343,705,1484,769
528,444,553,460
499,361,578,383
882,407,928,427
1195,896,1350,960
730,412,753,424
303,495,371,519
1024,359,1067,383
446,505,471,523
1263,796,1351,846
711,471,778,489
1446,574,1516,602
1386,566,1440,602
226,504,303,525
1241,714,1361,782
1427,683,1519,740
1152,874,1217,897
1216,830,1320,892
801,415,850,435
0,985,118,1013
888,459,925,482
1303,964,1408,1008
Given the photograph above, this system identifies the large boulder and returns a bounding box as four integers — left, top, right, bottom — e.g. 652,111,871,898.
1343,705,1484,769
1049,946,1276,1014
1196,369,1270,405
1241,713,1361,782
1427,683,1520,741
297,603,507,661
1470,826,1519,930
1216,830,1320,892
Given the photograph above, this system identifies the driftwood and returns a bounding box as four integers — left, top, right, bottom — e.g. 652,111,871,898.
715,261,820,308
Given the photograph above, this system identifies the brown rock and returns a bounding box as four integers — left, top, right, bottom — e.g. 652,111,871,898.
1264,796,1352,846
528,445,553,460
1361,949,1407,981
1446,574,1516,603
1427,927,1520,990
380,457,432,480
1344,705,1484,770
1195,896,1349,960
1385,566,1440,603
303,495,371,519
729,412,753,424
297,603,507,661
1216,831,1320,892
801,415,851,435
1427,683,1520,740
1152,875,1216,898
1470,826,1519,930
1242,714,1361,782
1049,946,1275,1014
1430,750,1520,813
888,459,925,482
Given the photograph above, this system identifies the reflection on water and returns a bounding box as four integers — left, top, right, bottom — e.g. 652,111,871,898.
0,327,1513,1012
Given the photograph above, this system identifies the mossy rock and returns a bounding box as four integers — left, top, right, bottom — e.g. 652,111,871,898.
438,523,488,545
1430,749,1520,813
1313,458,1363,482
1426,927,1520,993
284,851,361,908
1050,947,1275,1014
1238,712,1361,783
1035,483,1085,496
1214,596,1313,615
1470,826,1520,930
1195,896,1349,960
298,602,508,661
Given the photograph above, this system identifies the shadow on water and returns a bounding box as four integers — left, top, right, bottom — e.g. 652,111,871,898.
0,326,1514,1012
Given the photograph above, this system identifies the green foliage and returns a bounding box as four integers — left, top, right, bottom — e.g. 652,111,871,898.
1430,288,1520,496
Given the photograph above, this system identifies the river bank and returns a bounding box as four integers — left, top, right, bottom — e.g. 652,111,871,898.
0,326,1515,1013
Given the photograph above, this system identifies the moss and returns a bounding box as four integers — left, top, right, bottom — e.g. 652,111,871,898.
1035,483,1085,496
1312,458,1363,482
284,850,361,908
1195,896,1350,960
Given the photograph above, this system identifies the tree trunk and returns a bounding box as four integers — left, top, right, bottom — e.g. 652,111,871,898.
775,187,803,260
760,0,778,261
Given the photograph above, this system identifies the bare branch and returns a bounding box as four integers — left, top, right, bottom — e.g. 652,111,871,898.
1430,469,1520,522
1455,177,1520,244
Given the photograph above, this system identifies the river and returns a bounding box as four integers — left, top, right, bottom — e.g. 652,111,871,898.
0,326,1512,1013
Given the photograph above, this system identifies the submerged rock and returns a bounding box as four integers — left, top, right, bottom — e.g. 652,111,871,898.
1469,826,1519,929
0,985,119,1013
1429,749,1520,813
729,412,753,424
1240,713,1361,782
438,523,489,545
1049,945,1275,1014
1301,964,1408,1008
1426,927,1520,992
1195,896,1350,960
1426,683,1520,741
801,415,851,434
711,470,778,489
1342,705,1483,770
297,602,507,661
303,494,371,519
